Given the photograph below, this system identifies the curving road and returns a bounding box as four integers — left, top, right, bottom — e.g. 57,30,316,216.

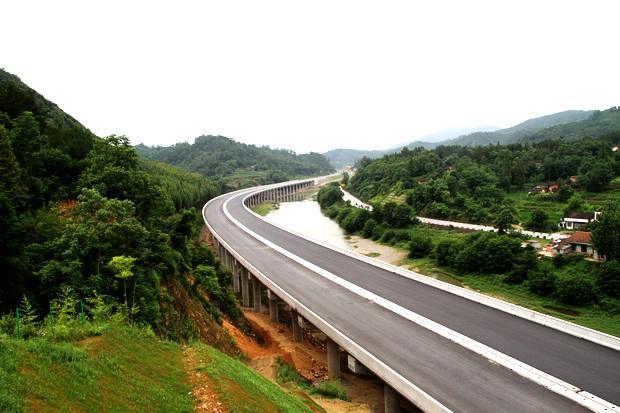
203,183,620,413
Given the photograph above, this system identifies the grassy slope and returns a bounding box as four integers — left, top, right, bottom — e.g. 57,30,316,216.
0,326,320,413
0,326,192,413
194,343,318,413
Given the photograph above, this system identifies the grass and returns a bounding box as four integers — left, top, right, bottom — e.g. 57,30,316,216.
253,202,278,216
402,256,620,337
1,323,326,413
275,357,310,389
194,343,318,413
310,380,350,401
0,325,192,413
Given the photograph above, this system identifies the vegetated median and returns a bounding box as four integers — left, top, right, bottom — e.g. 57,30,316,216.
317,182,620,337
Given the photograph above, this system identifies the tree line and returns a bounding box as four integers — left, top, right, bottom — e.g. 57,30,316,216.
348,137,620,225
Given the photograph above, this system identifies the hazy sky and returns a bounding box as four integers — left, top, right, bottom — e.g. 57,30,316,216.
2,1,619,153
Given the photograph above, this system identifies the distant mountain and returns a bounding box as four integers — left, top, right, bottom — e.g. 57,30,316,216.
520,107,620,143
136,135,335,190
445,110,595,147
323,109,610,168
325,126,499,169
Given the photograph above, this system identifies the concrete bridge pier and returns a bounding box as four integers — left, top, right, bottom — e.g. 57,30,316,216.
291,309,303,342
232,260,240,293
384,384,401,413
241,268,250,307
252,276,262,313
267,290,279,323
326,338,341,379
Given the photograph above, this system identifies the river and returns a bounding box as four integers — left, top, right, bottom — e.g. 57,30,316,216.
263,199,350,249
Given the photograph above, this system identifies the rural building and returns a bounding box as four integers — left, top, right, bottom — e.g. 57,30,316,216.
556,231,600,260
558,211,600,230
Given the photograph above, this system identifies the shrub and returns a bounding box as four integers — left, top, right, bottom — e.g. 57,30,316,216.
555,276,596,306
362,218,377,238
596,260,620,298
598,298,620,315
275,358,309,389
394,230,412,243
341,208,371,233
371,224,385,241
409,235,433,258
310,380,349,401
435,239,460,267
527,266,557,296
380,229,396,243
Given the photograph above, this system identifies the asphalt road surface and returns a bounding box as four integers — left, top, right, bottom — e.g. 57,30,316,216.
204,187,619,412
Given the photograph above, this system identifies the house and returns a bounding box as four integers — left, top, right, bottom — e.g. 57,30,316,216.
558,211,601,230
558,231,600,260
548,183,560,193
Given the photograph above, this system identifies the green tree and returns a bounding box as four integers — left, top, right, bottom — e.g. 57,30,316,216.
341,172,349,186
580,160,613,192
591,202,620,260
317,184,343,209
526,209,550,232
0,125,25,204
109,255,137,310
494,207,515,234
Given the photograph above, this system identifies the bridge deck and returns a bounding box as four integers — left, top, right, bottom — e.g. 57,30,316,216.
204,188,619,412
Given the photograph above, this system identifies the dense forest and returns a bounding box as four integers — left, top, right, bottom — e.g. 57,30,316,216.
136,136,334,190
0,69,239,339
348,136,620,225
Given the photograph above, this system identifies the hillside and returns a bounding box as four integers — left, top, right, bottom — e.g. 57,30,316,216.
136,136,335,190
348,137,620,224
0,323,319,413
323,109,614,168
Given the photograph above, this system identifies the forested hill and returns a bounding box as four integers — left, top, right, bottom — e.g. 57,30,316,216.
135,135,335,190
0,69,226,340
323,108,620,168
348,137,620,225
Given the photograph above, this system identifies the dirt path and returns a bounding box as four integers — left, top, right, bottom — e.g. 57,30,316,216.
224,311,380,412
183,346,226,413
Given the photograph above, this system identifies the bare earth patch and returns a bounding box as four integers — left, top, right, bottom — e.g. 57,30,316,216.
346,235,407,265
225,311,377,413
183,346,226,413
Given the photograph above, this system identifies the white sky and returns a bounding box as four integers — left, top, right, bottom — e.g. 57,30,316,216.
2,0,619,154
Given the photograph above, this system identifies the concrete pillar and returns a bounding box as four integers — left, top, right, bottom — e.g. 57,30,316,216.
384,384,400,413
232,261,240,293
291,309,303,342
268,290,279,323
241,269,250,307
252,276,262,313
327,338,341,379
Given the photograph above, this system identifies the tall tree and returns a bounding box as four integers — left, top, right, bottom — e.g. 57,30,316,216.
591,202,620,261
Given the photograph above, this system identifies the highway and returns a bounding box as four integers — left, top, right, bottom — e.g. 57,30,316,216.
203,183,620,412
